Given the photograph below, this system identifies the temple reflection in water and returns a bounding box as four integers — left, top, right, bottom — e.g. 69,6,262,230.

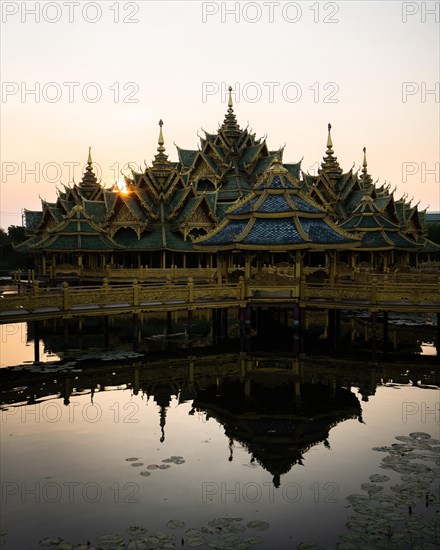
3,339,439,489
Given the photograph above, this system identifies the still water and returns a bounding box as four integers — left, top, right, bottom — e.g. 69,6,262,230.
0,315,439,550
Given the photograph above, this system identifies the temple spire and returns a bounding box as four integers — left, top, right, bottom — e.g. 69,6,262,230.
326,123,333,153
157,119,165,154
319,123,342,178
221,85,241,137
79,147,100,198
152,119,171,176
359,146,373,187
228,86,234,110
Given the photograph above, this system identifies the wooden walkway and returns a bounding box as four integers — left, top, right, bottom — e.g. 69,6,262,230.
1,276,439,323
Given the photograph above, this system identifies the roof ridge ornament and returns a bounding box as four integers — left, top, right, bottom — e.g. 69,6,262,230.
326,123,333,153
158,119,165,153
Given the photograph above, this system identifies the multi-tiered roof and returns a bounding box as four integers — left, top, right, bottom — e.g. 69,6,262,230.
18,89,438,262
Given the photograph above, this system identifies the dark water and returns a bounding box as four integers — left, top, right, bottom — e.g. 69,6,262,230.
0,314,439,549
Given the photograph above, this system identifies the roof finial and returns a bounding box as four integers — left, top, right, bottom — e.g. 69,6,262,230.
87,146,92,166
228,85,233,111
221,85,240,135
157,119,165,153
362,146,367,173
327,123,333,150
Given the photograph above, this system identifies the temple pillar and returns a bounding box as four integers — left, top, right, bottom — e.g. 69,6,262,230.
103,315,109,348
33,320,40,364
245,253,251,279
42,255,47,276
257,256,263,277
63,318,69,352
329,251,337,284
133,366,140,396
295,250,302,279
371,312,377,361
436,313,440,360
383,311,388,356
221,308,228,343
217,255,223,286
187,310,193,353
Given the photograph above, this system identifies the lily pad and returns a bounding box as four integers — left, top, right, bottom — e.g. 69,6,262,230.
127,525,147,534
125,457,139,462
185,529,204,537
139,471,151,477
185,538,206,548
131,462,144,467
166,520,185,530
147,464,159,470
409,432,431,439
369,474,390,483
246,521,269,531
96,534,124,548
127,541,148,550
39,536,63,546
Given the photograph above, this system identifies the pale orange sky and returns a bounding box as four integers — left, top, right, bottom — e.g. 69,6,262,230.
1,1,439,229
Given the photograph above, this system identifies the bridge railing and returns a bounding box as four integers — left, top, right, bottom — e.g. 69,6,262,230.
1,276,439,317
303,279,440,304
0,278,245,314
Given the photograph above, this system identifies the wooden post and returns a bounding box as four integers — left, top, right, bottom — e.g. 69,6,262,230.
187,277,194,303
371,312,377,361
436,313,440,361
33,320,40,364
239,308,245,351
244,306,252,353
212,309,218,345
62,282,69,310
217,255,222,286
63,318,69,351
334,309,341,351
371,279,377,304
221,308,228,343
132,279,139,307
187,310,193,353
103,315,109,348
299,307,305,355
383,311,388,356
245,253,251,280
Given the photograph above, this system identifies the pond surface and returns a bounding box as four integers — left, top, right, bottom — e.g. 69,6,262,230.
0,318,439,550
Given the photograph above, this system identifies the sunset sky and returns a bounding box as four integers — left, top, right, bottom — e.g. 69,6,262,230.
1,0,439,229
